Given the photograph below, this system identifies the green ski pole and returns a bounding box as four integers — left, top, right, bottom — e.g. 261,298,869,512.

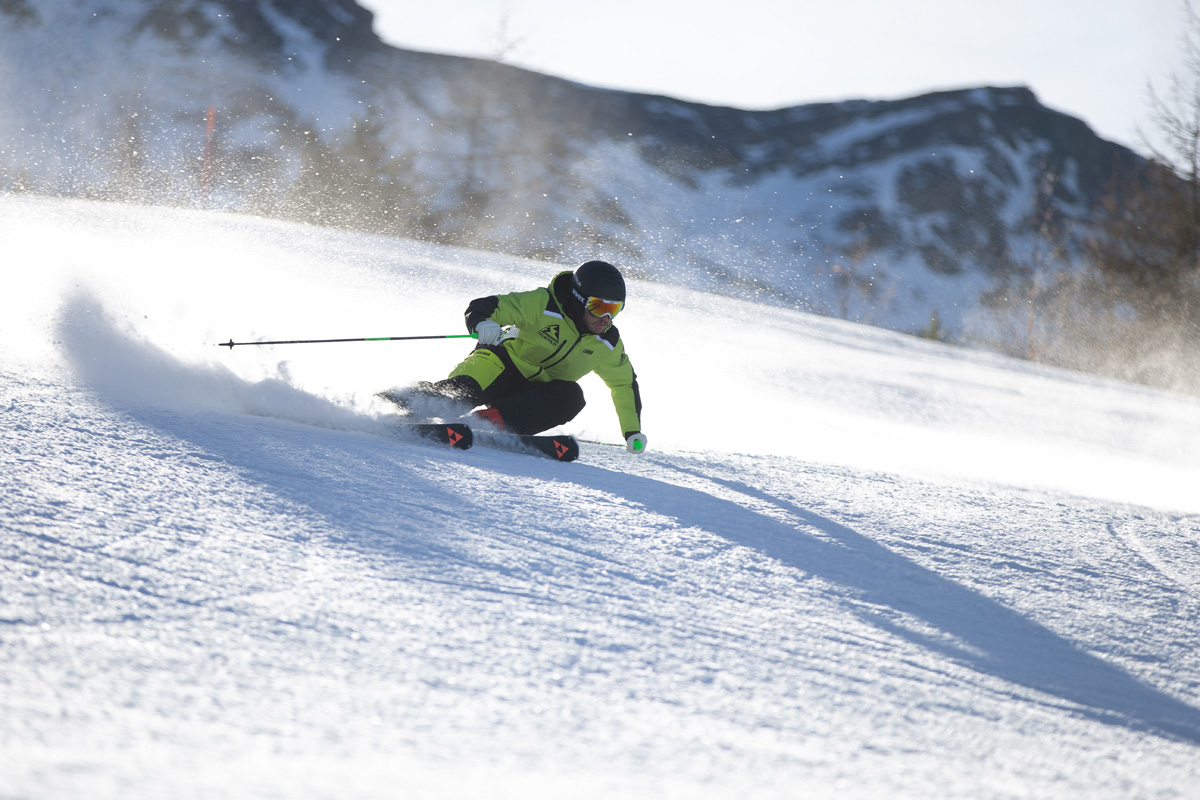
218,333,478,349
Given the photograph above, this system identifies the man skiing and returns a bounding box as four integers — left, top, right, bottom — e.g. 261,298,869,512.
383,260,647,454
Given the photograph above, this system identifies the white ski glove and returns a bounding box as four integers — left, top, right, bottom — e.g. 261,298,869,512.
474,320,504,346
625,432,648,455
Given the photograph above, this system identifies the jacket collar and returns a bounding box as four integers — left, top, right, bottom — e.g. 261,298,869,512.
549,270,586,331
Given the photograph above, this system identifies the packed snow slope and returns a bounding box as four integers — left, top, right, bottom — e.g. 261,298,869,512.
2,194,1200,799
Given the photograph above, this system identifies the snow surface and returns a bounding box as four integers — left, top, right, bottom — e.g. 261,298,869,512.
2,194,1200,798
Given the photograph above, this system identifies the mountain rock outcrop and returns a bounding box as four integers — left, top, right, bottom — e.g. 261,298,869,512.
0,0,1143,332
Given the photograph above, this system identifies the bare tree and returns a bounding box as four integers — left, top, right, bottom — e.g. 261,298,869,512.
1130,2,1200,296
1073,2,1200,393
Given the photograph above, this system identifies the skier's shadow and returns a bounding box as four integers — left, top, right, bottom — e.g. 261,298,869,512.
569,457,1200,747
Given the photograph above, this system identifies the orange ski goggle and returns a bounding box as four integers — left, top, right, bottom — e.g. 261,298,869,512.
585,296,624,318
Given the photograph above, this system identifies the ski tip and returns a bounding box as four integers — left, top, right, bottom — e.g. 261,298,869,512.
472,432,578,461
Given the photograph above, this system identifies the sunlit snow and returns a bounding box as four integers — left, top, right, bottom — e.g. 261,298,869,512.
2,195,1199,798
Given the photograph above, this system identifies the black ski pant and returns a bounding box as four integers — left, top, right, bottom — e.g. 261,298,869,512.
432,370,586,436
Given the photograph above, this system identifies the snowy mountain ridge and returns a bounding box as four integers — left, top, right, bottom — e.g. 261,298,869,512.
2,194,1199,798
0,0,1143,337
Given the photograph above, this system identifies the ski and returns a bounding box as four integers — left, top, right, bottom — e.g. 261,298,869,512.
378,389,576,461
476,432,580,462
396,422,473,450
388,415,576,461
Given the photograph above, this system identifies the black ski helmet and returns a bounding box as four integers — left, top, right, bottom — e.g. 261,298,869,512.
572,260,625,302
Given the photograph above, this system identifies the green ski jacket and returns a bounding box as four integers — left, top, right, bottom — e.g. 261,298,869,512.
460,271,642,437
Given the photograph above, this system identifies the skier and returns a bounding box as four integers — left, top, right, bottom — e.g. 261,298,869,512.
382,260,647,454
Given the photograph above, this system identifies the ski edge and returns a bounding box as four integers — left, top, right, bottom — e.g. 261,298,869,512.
393,421,578,461
477,432,579,462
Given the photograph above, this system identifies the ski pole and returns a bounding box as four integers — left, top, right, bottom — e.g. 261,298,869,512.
218,333,478,349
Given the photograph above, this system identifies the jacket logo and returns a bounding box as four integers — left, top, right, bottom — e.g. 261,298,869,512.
582,348,594,355
539,324,560,345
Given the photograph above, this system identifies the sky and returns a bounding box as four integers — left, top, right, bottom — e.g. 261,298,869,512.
356,0,1189,158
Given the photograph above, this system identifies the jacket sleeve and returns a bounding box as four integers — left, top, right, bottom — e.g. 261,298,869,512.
464,296,499,332
464,289,548,332
594,342,642,438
